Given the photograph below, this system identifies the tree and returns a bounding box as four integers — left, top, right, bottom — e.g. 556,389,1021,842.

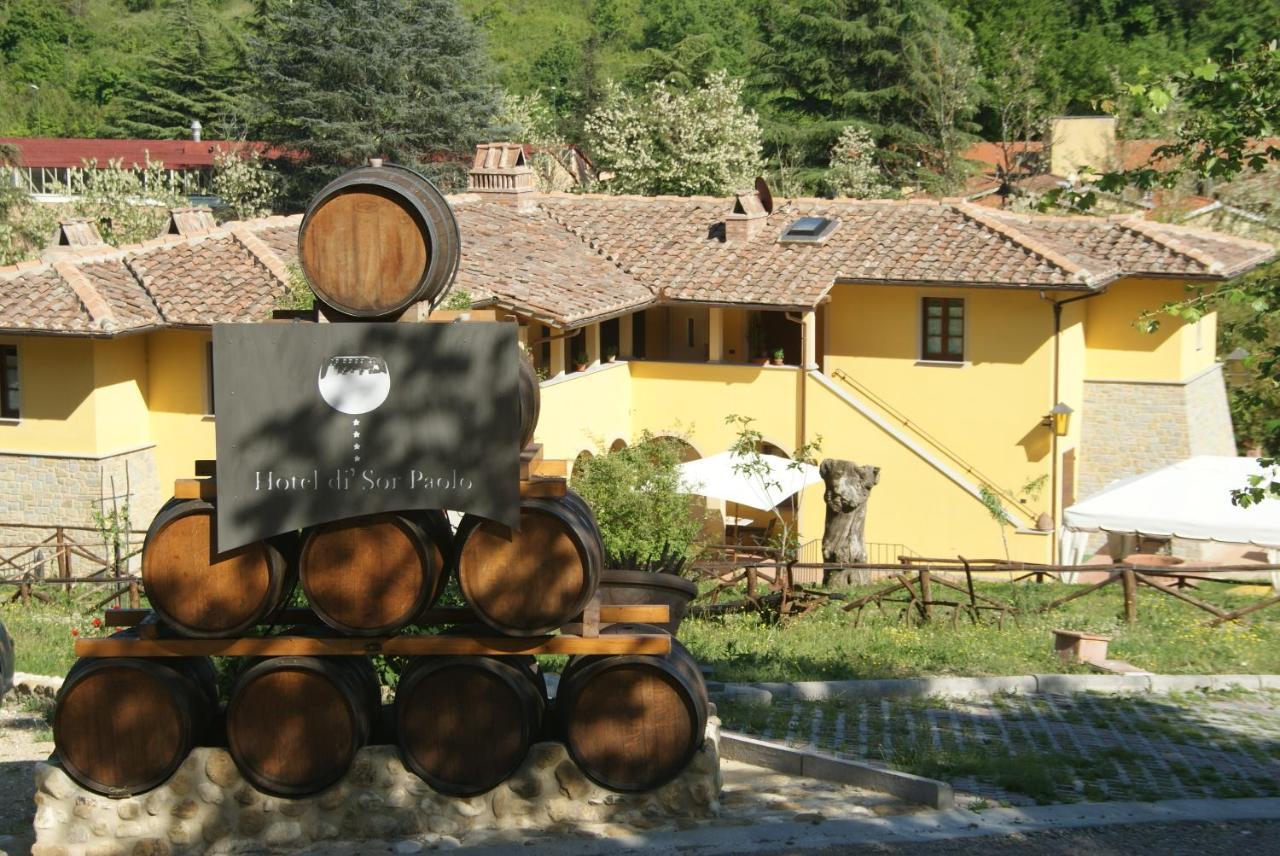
725,414,821,563
901,8,982,190
750,0,931,178
823,126,892,198
211,149,279,221
583,71,762,196
247,0,502,202
1066,42,1280,506
102,0,249,139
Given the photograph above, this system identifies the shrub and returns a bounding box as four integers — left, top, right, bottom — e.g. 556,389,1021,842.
572,433,703,572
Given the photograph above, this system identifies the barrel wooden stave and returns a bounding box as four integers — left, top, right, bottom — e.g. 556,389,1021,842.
142,498,293,638
299,512,445,635
298,164,460,318
557,623,709,793
226,650,379,797
395,647,546,796
54,641,217,797
454,490,602,636
517,354,540,450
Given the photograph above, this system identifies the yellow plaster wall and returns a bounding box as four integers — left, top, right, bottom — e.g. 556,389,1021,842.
534,362,633,461
0,336,100,454
629,361,802,455
1084,278,1214,381
1055,299,1088,520
91,337,151,452
821,284,1057,528
146,330,215,491
798,375,1052,562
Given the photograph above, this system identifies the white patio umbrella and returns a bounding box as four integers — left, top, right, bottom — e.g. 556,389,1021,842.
677,451,821,511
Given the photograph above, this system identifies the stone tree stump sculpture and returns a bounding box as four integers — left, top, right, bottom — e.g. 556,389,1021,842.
820,459,880,587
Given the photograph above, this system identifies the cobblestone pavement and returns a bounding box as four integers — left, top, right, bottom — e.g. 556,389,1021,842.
717,689,1280,806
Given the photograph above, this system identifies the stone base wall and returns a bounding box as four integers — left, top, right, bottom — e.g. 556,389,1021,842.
1078,366,1235,560
1079,366,1235,503
31,723,722,856
0,446,161,569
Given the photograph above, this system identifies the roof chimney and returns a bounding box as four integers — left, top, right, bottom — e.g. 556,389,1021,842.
724,189,768,242
1048,116,1117,180
468,142,536,209
190,119,202,142
166,206,217,236
41,218,107,259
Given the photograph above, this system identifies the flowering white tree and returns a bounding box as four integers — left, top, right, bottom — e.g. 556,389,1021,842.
824,126,892,199
584,71,762,196
211,149,279,222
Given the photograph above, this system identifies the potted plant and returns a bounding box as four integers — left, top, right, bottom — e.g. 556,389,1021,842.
571,432,703,634
604,344,619,363
771,347,785,366
572,351,589,372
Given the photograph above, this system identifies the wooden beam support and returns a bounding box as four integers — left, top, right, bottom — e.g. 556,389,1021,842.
76,633,672,658
103,604,670,628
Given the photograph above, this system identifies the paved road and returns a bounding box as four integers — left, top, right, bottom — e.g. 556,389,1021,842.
719,688,1280,805
787,819,1280,855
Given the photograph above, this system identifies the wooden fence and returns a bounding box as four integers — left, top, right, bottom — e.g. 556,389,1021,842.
0,522,147,610
690,552,1280,628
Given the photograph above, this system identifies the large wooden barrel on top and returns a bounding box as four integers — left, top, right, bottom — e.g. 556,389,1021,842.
226,650,380,797
517,354,540,450
298,163,461,318
54,642,217,797
557,624,709,792
299,511,449,635
142,498,294,638
396,648,546,796
454,490,602,636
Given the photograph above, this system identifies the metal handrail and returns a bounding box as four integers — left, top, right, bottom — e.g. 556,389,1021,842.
829,368,1037,522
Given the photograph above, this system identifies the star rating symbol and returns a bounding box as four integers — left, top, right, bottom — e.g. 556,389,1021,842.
352,419,360,426
354,443,360,450
353,431,360,438
354,456,361,462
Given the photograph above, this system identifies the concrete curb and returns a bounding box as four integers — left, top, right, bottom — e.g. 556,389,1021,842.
718,731,954,810
458,797,1280,855
722,673,1280,701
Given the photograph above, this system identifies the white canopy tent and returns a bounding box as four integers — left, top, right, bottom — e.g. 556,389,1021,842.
1061,457,1280,583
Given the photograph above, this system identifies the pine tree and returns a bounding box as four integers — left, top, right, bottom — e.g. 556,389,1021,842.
247,0,502,201
750,0,932,176
102,0,248,139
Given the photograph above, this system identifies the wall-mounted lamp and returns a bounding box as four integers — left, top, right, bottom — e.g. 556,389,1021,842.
1042,402,1073,437
1224,347,1249,385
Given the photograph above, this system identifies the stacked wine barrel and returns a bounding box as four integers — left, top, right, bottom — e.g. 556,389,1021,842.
51,162,709,806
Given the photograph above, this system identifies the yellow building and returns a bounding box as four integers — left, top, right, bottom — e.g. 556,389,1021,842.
0,152,1271,564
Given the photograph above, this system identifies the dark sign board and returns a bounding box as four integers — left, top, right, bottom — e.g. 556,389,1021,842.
213,322,520,552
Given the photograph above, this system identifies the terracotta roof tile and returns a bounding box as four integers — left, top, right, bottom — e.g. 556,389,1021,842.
77,261,162,329
129,235,284,325
453,200,653,325
0,268,93,332
0,195,1271,336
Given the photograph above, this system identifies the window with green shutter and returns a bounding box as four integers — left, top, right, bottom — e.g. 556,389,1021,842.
922,298,964,362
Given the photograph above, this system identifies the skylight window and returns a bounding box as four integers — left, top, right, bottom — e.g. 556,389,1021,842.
779,216,838,244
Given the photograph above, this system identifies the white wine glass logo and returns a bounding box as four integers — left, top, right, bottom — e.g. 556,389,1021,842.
318,356,390,464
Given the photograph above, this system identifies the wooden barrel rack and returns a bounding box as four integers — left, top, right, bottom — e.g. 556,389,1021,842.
50,166,711,810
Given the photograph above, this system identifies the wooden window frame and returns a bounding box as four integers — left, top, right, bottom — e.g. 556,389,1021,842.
921,297,965,363
0,344,19,419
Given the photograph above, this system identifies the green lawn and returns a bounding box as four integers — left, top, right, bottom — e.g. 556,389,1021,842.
3,578,1277,682
679,578,1280,682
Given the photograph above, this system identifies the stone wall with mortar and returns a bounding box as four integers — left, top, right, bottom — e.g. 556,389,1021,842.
1078,366,1235,559
30,722,722,856
0,446,160,564
1079,366,1234,500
